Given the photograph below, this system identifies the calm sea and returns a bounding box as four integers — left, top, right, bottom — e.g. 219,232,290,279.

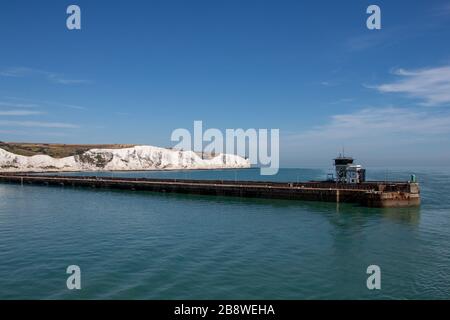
0,168,449,299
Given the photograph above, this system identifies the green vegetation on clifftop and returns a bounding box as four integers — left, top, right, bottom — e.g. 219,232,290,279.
0,142,136,158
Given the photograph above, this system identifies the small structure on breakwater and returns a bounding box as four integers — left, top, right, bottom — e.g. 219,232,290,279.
333,155,366,184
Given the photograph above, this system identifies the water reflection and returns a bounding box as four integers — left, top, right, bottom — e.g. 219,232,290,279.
380,206,421,225
94,185,422,227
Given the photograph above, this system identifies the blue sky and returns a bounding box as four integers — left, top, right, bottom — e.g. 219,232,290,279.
1,0,450,166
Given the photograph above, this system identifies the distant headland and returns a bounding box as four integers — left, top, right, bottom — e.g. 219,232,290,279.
0,142,250,172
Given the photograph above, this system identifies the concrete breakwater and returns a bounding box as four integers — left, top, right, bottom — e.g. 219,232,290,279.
0,174,420,207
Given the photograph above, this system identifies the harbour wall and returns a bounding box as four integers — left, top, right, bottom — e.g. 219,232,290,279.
0,174,420,208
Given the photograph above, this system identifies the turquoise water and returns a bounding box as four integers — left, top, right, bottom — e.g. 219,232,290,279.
0,168,449,299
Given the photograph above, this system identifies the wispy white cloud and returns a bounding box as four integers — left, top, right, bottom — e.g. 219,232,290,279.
46,75,92,85
0,110,43,116
0,129,28,135
43,101,87,110
0,67,30,77
0,67,91,85
0,120,79,129
373,65,450,106
2,97,87,110
282,107,450,165
289,107,450,142
0,101,39,108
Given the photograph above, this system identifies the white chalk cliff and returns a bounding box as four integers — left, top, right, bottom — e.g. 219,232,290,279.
0,146,251,172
